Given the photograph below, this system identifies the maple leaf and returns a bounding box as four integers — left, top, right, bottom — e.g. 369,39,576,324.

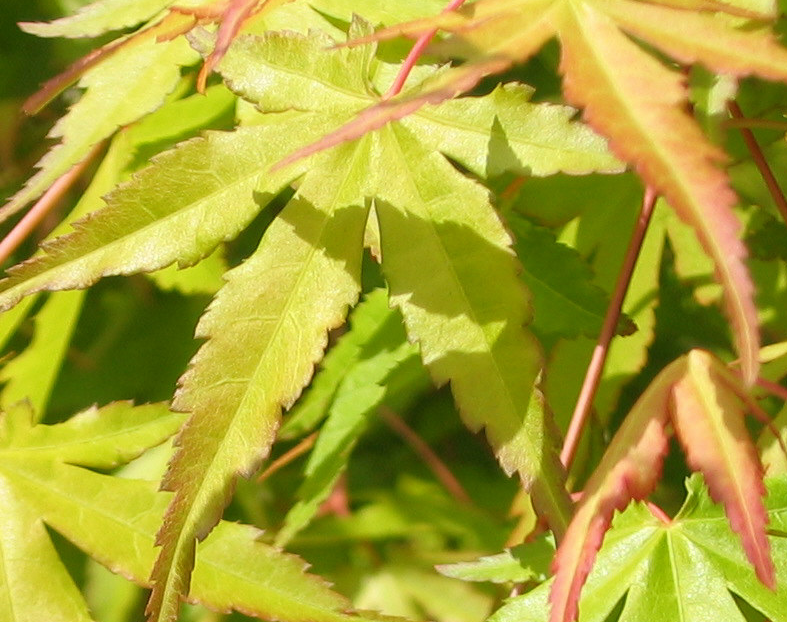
508,213,636,339
0,400,417,622
291,0,787,384
549,350,776,622
145,19,621,618
18,0,178,38
3,22,200,224
3,15,622,621
0,402,182,622
459,474,787,622
276,289,421,546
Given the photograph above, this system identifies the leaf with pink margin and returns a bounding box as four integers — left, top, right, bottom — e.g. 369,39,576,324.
548,358,681,622
670,350,775,588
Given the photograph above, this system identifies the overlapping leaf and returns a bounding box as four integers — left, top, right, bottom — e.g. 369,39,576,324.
479,475,787,622
148,136,373,622
0,401,411,622
280,290,408,440
550,350,775,622
140,18,621,617
7,11,636,622
310,0,787,383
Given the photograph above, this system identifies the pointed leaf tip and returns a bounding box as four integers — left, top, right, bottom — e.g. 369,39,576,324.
549,374,675,621
670,350,775,589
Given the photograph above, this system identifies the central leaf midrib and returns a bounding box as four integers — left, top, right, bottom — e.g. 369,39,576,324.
160,136,369,616
385,125,532,447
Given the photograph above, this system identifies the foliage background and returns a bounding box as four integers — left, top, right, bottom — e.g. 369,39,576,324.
1,1,786,621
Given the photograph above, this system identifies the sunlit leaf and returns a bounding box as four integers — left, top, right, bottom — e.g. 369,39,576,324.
148,137,372,622
485,475,787,622
375,123,572,535
19,0,177,38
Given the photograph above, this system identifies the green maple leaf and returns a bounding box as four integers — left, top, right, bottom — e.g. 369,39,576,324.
0,402,182,622
470,474,787,622
142,17,621,619
308,0,787,385
508,213,636,339
19,0,178,39
3,13,622,622
0,400,410,622
276,289,421,546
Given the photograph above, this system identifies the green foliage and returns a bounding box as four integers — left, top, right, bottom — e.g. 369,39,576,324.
2,1,787,622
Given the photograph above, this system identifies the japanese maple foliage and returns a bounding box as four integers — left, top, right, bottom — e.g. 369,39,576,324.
1,1,787,622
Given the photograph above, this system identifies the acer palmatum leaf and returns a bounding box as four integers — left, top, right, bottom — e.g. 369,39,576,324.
146,139,371,622
670,350,775,588
549,358,683,622
274,3,557,171
557,2,759,385
328,0,780,382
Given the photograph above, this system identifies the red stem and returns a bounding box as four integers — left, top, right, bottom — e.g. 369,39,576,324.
380,407,472,504
560,187,658,470
383,0,467,100
728,100,787,225
0,143,102,268
756,377,787,403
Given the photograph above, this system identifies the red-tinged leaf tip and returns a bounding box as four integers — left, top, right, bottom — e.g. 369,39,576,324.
272,56,511,171
550,364,676,622
22,37,129,115
556,2,760,386
670,350,775,589
196,0,260,93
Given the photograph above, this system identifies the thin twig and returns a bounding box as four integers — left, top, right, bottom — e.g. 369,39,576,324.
756,377,787,403
256,431,318,482
724,118,787,132
383,0,466,100
560,187,658,470
728,100,787,225
0,142,103,268
380,407,472,504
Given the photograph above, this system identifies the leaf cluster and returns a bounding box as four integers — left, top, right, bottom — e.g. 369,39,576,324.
1,1,787,621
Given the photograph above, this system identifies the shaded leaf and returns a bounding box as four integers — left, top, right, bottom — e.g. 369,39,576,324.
375,123,573,536
276,290,418,545
508,214,634,339
280,289,401,439
0,291,84,418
